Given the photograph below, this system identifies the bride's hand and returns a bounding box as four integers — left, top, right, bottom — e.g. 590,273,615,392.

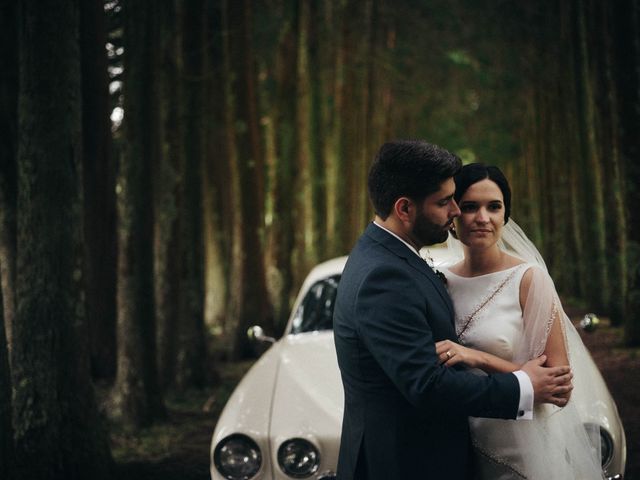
435,339,480,368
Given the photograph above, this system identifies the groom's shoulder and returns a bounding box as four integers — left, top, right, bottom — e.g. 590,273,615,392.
343,242,409,288
347,232,400,266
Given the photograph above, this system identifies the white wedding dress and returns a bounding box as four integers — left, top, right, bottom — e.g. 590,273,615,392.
443,263,604,480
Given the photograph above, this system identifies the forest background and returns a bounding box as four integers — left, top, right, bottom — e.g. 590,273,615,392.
1,0,639,478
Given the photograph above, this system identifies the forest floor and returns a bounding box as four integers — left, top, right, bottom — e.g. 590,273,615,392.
107,314,640,480
107,360,254,480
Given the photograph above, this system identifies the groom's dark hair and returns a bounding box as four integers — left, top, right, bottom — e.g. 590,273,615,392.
368,140,462,219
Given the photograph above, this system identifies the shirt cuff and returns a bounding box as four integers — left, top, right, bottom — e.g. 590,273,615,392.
513,370,534,420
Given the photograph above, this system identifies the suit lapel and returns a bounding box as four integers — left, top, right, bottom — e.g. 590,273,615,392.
364,224,455,318
404,253,455,317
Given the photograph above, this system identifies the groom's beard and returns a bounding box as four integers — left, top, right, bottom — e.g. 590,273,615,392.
413,213,450,246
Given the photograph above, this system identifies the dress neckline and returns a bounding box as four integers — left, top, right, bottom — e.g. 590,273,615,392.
444,262,527,279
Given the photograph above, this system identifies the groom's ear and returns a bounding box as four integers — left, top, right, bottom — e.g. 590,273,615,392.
394,197,414,223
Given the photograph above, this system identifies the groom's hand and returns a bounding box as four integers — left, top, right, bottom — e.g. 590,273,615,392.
521,355,573,407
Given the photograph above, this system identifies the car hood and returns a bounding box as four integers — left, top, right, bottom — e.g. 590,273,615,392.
270,331,343,443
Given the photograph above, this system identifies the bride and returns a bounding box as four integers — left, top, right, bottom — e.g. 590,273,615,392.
434,163,604,479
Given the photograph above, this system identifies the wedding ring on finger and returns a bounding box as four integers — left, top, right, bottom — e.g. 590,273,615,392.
446,350,452,359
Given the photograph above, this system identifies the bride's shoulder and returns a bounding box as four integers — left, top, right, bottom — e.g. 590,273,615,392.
518,262,554,306
504,255,547,278
503,253,527,268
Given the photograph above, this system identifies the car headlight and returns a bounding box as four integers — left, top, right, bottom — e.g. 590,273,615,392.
213,434,261,480
277,438,320,478
598,427,614,468
585,423,614,468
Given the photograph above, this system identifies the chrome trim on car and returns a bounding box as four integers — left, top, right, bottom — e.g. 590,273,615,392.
247,325,276,344
317,472,337,480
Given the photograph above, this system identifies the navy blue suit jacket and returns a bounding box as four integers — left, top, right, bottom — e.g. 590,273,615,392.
333,223,520,480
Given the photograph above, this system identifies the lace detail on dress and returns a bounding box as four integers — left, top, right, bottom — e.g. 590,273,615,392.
531,296,558,359
472,438,528,479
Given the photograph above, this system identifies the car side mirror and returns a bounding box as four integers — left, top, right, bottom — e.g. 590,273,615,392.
247,325,276,344
579,313,600,333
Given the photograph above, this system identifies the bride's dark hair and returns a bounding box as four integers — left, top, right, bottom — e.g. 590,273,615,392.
453,163,512,224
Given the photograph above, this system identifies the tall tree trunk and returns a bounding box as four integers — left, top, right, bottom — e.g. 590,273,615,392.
114,0,165,426
523,84,544,247
295,0,315,279
0,285,13,480
616,0,640,345
539,5,574,288
332,0,350,255
13,0,112,476
335,0,373,253
80,0,117,380
301,2,327,263
155,0,182,390
224,0,274,357
576,0,609,310
0,0,18,357
175,0,207,388
600,0,628,325
269,0,299,331
560,0,588,299
203,0,230,336
380,19,396,141
362,0,380,224
325,0,344,258
357,0,376,233
306,0,328,261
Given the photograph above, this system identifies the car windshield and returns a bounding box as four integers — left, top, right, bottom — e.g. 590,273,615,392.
289,275,340,334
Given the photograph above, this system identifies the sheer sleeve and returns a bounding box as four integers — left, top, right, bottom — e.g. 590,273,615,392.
514,265,564,365
507,264,604,478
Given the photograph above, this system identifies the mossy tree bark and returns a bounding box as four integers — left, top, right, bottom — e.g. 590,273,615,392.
114,0,165,426
202,1,231,336
306,0,328,264
331,0,376,256
224,0,274,357
294,0,316,284
576,0,609,311
80,0,117,380
175,0,207,389
599,1,628,326
0,287,13,480
616,0,640,345
0,0,18,356
269,0,300,331
12,0,112,476
154,0,182,391
330,0,349,256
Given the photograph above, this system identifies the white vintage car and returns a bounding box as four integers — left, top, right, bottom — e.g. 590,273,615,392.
210,255,627,480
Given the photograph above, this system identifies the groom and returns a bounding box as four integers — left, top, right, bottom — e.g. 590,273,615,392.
333,140,573,479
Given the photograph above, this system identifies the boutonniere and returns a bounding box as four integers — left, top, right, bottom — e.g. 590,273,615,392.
422,249,447,285
433,268,448,285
